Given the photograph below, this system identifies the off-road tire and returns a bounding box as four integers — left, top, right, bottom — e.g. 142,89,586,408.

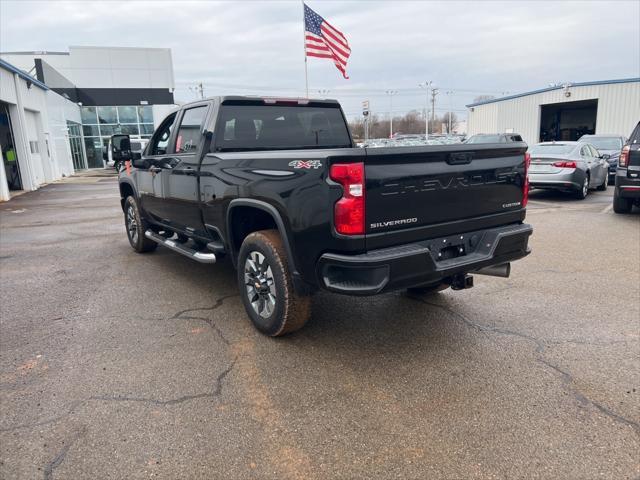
406,282,449,295
124,196,157,253
613,191,632,214
238,230,311,336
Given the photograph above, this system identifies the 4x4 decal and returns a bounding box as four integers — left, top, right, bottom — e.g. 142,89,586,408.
288,160,322,169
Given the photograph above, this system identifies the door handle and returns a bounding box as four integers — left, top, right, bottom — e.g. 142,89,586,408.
174,167,196,176
149,166,162,173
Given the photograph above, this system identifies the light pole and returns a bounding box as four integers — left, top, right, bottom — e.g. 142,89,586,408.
445,90,454,133
418,81,432,139
385,90,398,138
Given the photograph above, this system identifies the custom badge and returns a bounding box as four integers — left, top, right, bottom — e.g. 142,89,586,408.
288,160,322,169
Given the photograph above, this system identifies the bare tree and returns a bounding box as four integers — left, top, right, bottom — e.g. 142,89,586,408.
473,95,495,103
440,112,458,133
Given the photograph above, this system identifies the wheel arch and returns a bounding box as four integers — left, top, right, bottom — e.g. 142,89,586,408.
119,180,137,212
226,199,299,276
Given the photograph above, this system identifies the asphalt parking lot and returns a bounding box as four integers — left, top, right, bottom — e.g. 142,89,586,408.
1,174,638,479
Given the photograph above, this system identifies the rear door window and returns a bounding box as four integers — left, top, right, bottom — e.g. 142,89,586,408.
213,103,351,151
175,106,208,154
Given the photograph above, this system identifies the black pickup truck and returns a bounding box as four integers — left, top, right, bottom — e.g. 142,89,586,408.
118,96,532,336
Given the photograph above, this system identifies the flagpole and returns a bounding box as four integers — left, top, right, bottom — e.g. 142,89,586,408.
302,1,309,98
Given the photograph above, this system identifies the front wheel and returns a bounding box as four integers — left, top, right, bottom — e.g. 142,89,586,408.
124,196,157,253
237,230,311,336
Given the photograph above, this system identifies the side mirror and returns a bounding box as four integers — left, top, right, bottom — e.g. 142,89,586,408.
601,153,610,160
132,158,149,169
111,135,131,161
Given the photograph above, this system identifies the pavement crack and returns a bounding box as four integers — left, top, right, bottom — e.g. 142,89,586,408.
168,294,238,345
43,426,86,480
406,294,640,436
89,360,236,406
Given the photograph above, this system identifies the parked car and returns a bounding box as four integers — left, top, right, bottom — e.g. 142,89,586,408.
613,122,640,213
465,133,523,144
117,96,532,336
578,134,627,184
528,141,608,199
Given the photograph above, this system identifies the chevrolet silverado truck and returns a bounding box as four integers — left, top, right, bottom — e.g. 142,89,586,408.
118,97,533,336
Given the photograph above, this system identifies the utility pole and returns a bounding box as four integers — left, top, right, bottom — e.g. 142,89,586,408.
418,81,432,139
430,88,439,131
445,90,453,133
189,82,205,100
385,90,398,138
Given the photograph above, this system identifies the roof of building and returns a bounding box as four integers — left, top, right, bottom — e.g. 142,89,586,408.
0,58,49,91
466,78,640,108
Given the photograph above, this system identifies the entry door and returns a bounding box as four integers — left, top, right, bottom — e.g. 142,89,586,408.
159,103,210,233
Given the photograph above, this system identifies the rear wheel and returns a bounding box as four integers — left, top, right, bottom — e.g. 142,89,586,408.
407,282,449,295
237,230,311,336
124,196,157,253
575,175,589,199
613,191,632,214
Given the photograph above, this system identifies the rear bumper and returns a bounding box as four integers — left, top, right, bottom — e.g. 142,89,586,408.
529,170,583,190
615,168,640,198
317,223,532,295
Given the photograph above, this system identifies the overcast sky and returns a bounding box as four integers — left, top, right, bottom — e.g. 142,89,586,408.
1,0,638,121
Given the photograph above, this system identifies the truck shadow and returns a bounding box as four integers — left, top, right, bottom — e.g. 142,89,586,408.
144,246,475,358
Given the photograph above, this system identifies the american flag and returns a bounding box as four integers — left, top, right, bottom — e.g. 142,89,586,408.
304,3,351,79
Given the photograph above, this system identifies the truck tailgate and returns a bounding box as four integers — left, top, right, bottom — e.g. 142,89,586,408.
364,144,528,249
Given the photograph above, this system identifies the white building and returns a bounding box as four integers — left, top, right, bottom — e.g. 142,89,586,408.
0,58,81,201
2,46,177,170
466,79,640,145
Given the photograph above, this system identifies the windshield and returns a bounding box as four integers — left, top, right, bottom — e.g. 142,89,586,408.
582,137,622,150
466,135,503,144
214,104,351,151
529,144,575,155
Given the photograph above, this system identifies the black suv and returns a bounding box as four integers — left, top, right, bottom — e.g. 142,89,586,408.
613,122,640,214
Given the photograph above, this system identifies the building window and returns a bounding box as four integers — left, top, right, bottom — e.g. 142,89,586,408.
98,106,117,124
83,125,100,137
67,120,87,170
138,106,153,123
79,105,155,167
120,124,140,135
141,123,155,135
84,137,104,169
118,106,138,124
81,107,98,124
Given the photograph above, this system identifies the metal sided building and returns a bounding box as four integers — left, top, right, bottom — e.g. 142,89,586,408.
466,78,640,145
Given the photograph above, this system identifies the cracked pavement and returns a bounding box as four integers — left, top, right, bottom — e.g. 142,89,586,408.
0,176,638,479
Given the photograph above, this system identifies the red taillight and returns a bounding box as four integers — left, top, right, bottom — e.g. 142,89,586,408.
523,153,530,207
330,162,365,235
552,160,578,169
619,145,630,167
